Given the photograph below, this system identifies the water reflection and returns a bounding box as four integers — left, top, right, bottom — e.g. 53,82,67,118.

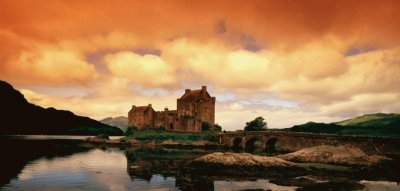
3,148,178,191
0,136,399,191
0,137,92,187
125,148,214,190
214,179,297,191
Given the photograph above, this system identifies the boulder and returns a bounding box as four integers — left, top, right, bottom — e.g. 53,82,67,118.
276,145,391,166
191,152,296,168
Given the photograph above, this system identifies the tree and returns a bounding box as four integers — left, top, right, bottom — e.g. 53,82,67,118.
244,116,268,131
201,122,211,131
215,123,222,131
125,126,137,136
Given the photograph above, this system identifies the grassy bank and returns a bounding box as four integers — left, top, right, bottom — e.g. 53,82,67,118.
123,129,216,144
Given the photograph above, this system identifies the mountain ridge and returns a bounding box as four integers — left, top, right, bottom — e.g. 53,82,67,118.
100,116,128,132
0,80,123,135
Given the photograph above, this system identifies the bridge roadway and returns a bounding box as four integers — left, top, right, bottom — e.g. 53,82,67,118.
216,131,400,155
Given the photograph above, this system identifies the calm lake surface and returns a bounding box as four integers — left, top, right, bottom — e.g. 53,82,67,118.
0,135,399,191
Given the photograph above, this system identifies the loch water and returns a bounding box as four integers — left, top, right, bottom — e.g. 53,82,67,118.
0,135,399,191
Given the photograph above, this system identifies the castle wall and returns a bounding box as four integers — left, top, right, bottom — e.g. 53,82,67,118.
128,107,155,129
177,99,195,117
154,111,166,128
128,86,216,133
198,97,215,125
143,109,155,128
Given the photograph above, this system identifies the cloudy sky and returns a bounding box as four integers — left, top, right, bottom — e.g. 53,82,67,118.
1,0,400,130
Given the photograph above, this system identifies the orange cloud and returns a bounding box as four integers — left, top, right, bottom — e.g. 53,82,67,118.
3,43,97,86
1,0,400,49
104,51,176,87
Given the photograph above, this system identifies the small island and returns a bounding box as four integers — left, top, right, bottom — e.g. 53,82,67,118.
82,86,400,191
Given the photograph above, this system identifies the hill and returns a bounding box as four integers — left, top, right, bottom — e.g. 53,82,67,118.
289,122,343,134
100,116,128,132
0,80,123,135
335,113,400,128
287,113,400,137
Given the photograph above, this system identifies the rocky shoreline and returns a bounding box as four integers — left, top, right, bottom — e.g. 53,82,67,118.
84,136,399,190
191,152,296,168
188,145,391,174
85,136,391,167
276,145,391,166
84,136,218,148
185,148,396,190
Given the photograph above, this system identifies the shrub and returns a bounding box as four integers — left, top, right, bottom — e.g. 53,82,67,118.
201,122,211,131
244,116,268,131
97,133,109,139
125,126,137,136
159,125,166,131
215,123,222,131
126,129,215,143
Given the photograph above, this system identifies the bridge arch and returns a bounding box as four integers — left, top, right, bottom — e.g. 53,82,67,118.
265,138,280,153
245,136,263,152
231,137,243,150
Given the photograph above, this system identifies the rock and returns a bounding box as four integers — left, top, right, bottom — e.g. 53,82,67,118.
105,140,119,144
161,140,181,146
191,140,215,146
191,152,296,168
105,139,129,145
84,136,107,144
128,139,140,145
276,145,391,166
146,140,156,147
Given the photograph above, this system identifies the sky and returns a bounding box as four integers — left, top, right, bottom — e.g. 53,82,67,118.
1,0,400,130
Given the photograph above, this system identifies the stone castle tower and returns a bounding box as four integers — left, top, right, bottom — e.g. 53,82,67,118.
128,86,216,132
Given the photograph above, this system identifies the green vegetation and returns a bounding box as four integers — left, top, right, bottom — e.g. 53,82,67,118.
97,133,109,139
201,121,211,131
335,113,400,128
214,123,222,131
287,113,400,137
159,125,166,131
125,126,137,136
124,129,216,143
244,116,268,131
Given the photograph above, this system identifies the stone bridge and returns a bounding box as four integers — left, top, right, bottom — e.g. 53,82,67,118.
217,131,400,156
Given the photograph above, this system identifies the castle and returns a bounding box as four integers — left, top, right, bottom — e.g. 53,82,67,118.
128,86,216,132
